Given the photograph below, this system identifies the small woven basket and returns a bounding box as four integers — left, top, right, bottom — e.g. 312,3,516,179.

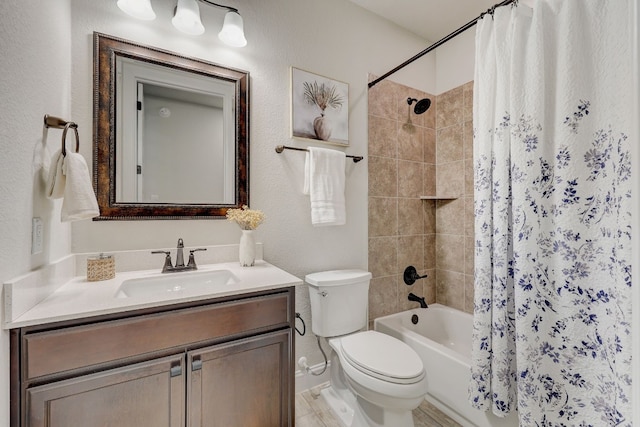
87,254,115,282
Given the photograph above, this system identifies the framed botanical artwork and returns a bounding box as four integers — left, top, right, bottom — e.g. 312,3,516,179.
290,67,349,146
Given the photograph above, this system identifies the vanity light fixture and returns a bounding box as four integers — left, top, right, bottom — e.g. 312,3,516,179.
117,0,156,20
117,0,247,47
179,0,247,47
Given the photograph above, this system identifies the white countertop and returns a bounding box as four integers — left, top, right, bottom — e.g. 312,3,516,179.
5,260,302,329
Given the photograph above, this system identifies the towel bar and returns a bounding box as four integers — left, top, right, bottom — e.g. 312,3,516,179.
43,114,79,156
275,145,363,163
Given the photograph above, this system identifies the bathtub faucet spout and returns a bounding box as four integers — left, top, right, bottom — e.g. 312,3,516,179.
408,292,428,309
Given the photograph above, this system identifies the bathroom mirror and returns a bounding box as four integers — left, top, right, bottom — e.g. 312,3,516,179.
93,32,249,219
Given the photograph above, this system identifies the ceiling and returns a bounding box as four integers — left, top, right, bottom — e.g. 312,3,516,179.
348,0,503,43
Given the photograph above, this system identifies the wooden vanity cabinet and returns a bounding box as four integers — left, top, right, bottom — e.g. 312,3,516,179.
27,354,186,427
187,330,290,427
10,287,295,427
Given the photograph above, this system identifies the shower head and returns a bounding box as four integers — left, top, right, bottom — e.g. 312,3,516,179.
407,97,431,115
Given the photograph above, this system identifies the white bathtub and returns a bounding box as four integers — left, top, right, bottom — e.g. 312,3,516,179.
374,304,518,427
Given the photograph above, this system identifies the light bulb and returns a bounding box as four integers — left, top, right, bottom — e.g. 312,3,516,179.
218,11,247,47
172,0,205,36
117,0,156,21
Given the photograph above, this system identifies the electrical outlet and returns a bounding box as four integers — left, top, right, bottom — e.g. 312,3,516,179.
32,217,43,254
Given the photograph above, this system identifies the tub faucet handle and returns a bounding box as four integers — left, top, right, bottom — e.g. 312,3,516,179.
404,266,428,286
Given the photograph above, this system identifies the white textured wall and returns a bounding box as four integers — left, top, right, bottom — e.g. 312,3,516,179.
435,27,476,94
0,1,72,425
0,3,435,419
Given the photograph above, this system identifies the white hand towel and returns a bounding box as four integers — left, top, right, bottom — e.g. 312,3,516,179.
304,147,346,226
61,152,100,222
45,149,66,199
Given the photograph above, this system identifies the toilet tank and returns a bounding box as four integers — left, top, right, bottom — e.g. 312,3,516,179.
305,270,372,337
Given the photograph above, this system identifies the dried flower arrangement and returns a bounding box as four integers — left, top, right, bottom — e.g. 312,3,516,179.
226,205,265,230
303,81,344,113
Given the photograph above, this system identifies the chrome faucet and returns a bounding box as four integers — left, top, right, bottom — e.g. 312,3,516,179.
175,238,185,268
152,239,207,273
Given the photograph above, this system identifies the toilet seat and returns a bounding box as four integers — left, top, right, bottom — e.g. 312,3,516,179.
338,331,425,384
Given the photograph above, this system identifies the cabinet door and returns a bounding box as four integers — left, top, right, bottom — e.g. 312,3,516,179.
27,354,185,427
187,329,292,427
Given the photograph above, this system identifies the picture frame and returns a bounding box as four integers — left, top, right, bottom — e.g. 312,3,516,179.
290,67,349,146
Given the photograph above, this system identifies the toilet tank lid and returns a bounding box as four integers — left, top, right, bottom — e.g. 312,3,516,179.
305,269,372,287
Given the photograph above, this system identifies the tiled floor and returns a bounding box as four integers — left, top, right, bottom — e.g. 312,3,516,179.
295,383,462,427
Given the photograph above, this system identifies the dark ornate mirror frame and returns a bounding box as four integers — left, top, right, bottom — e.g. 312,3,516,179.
93,32,249,220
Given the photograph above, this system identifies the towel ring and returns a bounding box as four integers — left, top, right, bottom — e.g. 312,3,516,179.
61,122,79,157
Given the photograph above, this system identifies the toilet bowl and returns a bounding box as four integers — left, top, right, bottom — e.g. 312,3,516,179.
330,331,428,426
306,270,428,427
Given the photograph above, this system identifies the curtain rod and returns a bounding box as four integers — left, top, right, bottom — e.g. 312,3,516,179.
368,0,516,89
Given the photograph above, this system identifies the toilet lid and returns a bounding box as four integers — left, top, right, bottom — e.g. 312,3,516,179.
340,331,424,384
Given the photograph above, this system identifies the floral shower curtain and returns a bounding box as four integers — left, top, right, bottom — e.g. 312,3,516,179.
469,0,633,425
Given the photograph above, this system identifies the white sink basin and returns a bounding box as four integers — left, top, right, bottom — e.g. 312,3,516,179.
115,269,239,298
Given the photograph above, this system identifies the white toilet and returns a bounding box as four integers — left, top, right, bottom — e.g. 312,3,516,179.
306,270,428,427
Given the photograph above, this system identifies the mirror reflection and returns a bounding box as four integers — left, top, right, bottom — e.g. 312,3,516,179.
93,32,249,219
116,57,236,204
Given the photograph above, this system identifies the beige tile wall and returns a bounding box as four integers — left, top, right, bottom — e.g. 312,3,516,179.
367,75,437,320
435,81,475,314
367,77,474,319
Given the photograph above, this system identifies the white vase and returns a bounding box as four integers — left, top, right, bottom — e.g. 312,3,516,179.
313,114,332,141
238,229,256,266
